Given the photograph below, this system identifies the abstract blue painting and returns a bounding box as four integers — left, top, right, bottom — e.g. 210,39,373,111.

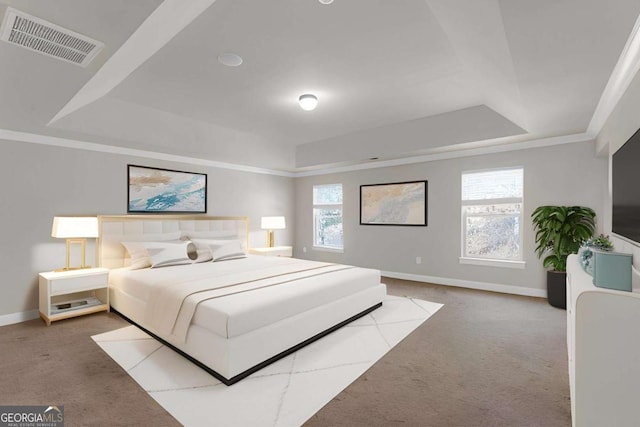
127,165,207,213
360,180,427,226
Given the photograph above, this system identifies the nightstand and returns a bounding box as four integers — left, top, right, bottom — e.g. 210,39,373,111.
39,268,109,326
249,246,293,257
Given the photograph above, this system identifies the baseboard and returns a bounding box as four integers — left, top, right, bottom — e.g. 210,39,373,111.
0,309,39,327
381,271,547,298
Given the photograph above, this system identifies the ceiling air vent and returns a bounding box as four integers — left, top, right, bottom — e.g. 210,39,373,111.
0,7,104,67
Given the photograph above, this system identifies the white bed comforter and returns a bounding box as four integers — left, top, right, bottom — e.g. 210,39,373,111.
110,256,382,343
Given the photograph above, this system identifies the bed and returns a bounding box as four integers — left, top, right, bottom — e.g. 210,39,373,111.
98,215,386,385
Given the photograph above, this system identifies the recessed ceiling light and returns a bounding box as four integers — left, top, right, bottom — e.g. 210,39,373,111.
298,94,318,111
319,0,334,4
218,53,243,67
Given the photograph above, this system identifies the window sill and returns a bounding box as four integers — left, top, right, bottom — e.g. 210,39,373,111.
313,246,344,254
459,257,526,269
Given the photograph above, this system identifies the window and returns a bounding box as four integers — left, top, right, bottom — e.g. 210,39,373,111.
313,184,343,251
461,168,524,267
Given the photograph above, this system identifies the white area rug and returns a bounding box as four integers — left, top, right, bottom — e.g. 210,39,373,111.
92,295,442,427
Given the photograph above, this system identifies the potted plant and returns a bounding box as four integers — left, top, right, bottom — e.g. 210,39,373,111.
531,206,596,309
579,234,614,275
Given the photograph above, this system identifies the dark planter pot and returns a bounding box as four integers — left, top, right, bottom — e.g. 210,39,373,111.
547,270,567,309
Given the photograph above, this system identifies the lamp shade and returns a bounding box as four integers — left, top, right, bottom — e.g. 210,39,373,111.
51,217,99,238
261,216,286,230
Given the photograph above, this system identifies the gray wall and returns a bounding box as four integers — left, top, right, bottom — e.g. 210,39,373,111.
0,140,294,318
0,133,613,318
294,141,607,294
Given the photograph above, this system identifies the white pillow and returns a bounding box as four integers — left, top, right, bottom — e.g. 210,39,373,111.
189,239,215,263
143,241,193,268
187,231,246,249
186,241,198,261
119,231,182,269
204,239,247,262
120,241,152,269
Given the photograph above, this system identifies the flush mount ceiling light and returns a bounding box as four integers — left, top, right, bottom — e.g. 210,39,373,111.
319,0,334,4
298,94,318,111
217,52,243,67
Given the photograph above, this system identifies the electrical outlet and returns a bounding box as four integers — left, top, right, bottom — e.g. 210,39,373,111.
416,256,421,264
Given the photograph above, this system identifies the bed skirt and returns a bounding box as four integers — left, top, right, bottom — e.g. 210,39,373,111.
112,301,382,385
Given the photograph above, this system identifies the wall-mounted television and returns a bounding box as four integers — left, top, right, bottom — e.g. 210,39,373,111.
612,127,640,245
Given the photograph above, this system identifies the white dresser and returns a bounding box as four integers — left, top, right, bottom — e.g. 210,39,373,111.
566,254,640,427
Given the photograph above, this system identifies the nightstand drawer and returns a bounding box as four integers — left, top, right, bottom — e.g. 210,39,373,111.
249,246,293,257
49,272,108,295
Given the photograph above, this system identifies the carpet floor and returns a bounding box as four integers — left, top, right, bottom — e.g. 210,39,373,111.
0,278,570,426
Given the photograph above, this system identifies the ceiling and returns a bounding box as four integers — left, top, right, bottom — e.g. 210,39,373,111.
1,0,639,172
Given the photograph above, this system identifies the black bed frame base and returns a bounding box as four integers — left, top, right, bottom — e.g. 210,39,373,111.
112,301,383,386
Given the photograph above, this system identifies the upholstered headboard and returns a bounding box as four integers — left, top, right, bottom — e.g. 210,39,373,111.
98,215,249,269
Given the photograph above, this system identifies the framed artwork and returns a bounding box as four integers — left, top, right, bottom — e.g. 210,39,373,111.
360,180,428,226
127,165,207,213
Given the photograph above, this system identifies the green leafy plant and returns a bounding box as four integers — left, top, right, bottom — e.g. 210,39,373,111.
584,234,614,251
531,206,596,272
579,234,614,273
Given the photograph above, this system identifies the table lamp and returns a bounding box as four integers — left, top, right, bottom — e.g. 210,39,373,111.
261,216,285,247
51,216,99,271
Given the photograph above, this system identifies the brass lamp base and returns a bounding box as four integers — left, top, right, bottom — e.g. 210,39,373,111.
267,230,275,247
55,238,91,272
54,266,93,272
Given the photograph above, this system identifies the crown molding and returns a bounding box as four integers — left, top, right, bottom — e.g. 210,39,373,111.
294,133,593,177
587,13,640,137
1,127,594,178
0,128,294,177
